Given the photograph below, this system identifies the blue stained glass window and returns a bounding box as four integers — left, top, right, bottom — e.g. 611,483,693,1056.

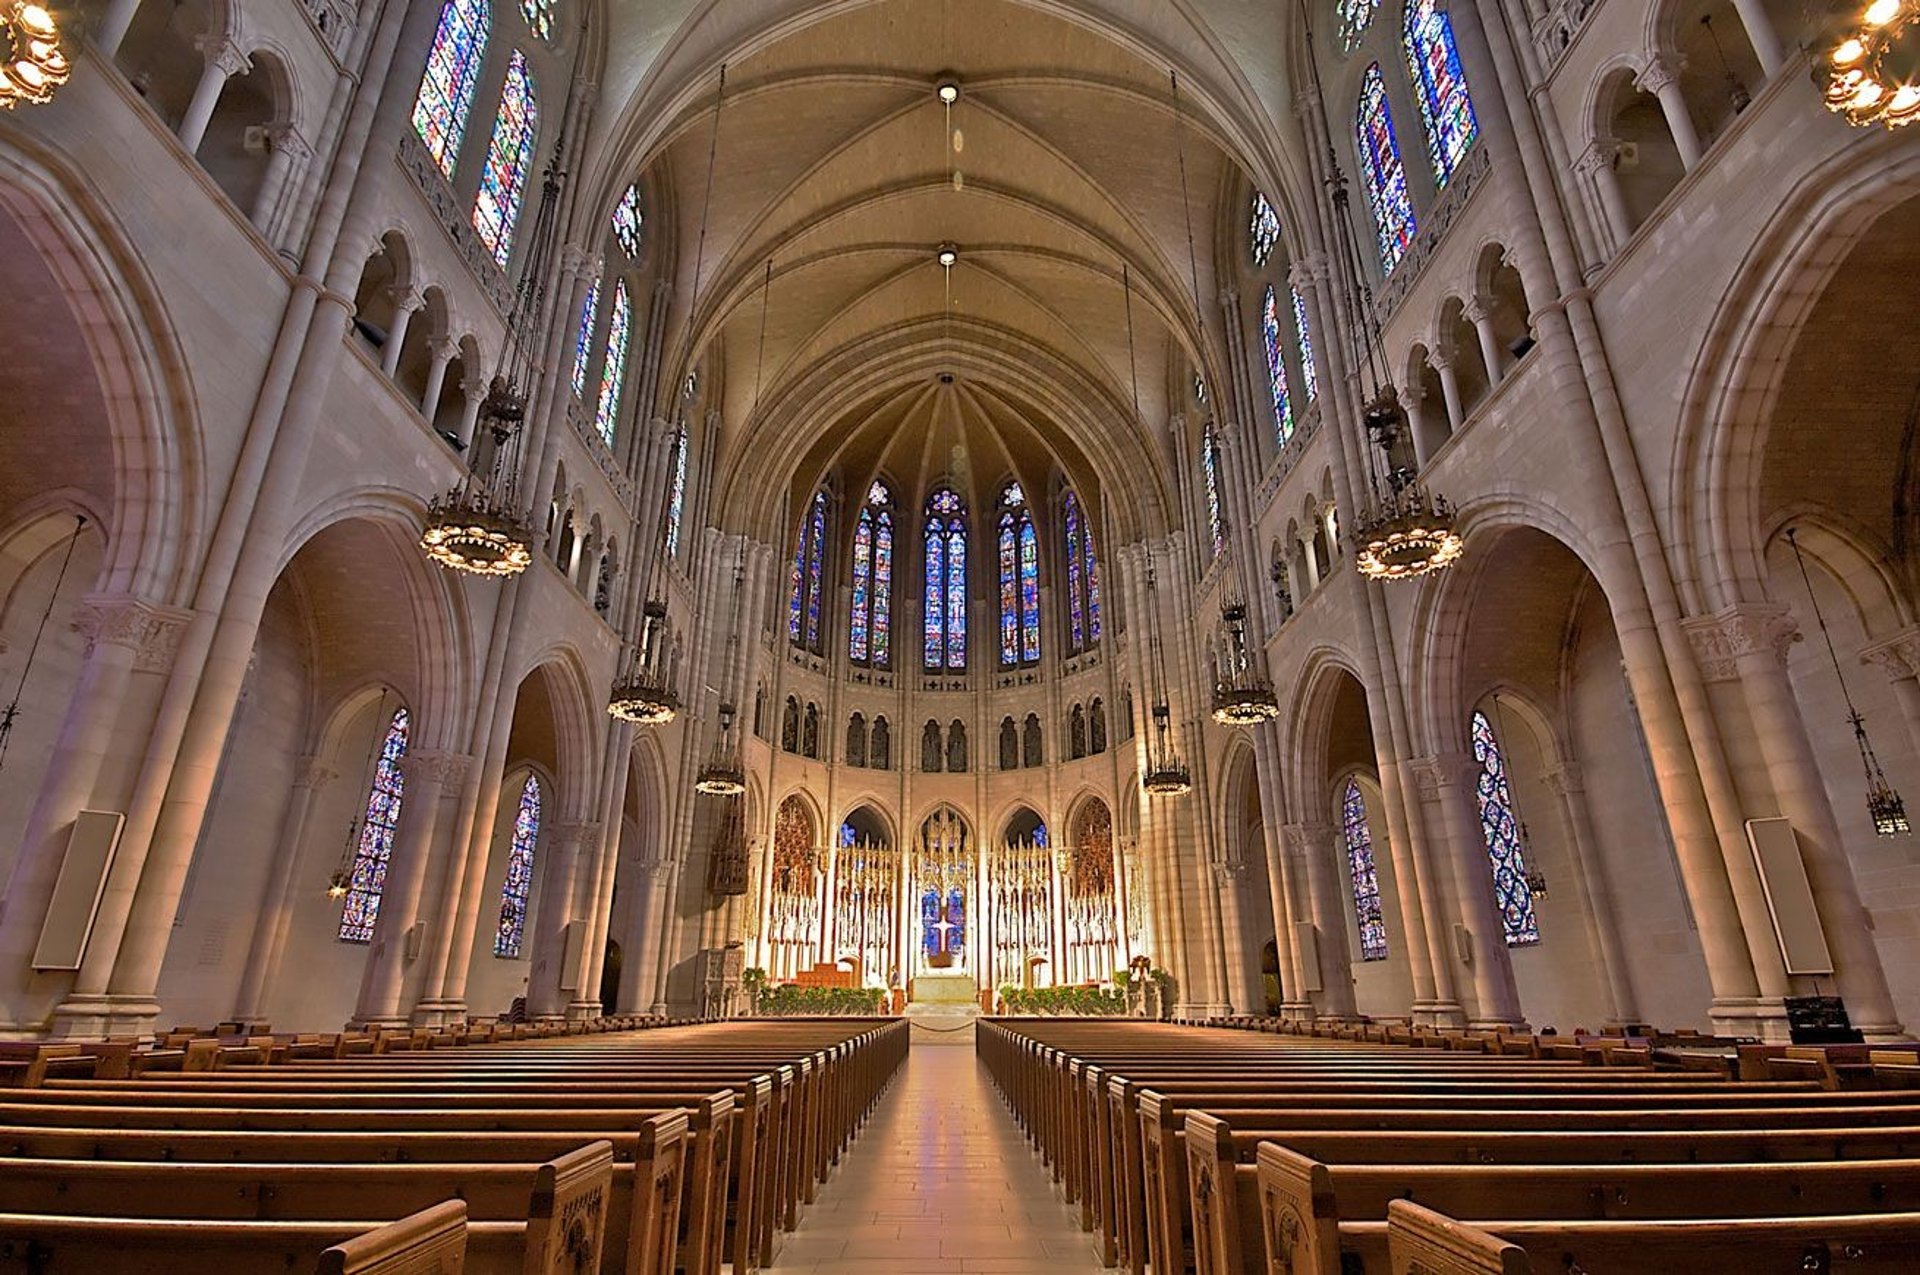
1291,284,1318,402
789,489,827,652
493,773,541,958
872,509,892,668
1063,490,1104,655
851,483,892,666
1470,709,1541,946
412,0,489,178
1342,777,1389,961
803,494,825,649
998,513,1018,667
1019,518,1039,663
570,276,600,398
1262,284,1295,444
611,183,644,256
472,51,538,268
338,707,410,943
665,431,688,555
850,515,872,661
924,488,967,671
1338,0,1382,52
1249,191,1282,267
1404,0,1479,186
1356,64,1418,274
996,484,1037,667
921,888,966,961
593,281,630,447
1202,426,1225,557
518,0,553,40
1085,518,1102,644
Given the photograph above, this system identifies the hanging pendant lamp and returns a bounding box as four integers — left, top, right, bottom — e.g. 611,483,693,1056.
695,702,747,796
0,3,70,109
1210,598,1280,724
1821,0,1920,129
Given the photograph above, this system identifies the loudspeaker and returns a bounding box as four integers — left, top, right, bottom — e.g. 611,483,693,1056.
1746,817,1835,975
1453,923,1475,968
1294,923,1323,993
32,810,125,971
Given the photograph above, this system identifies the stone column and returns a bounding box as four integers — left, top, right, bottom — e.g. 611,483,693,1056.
93,0,144,58
1545,761,1639,1023
1464,297,1508,383
1213,861,1262,1014
1574,140,1633,254
1286,822,1357,1018
1729,0,1785,77
1430,349,1466,432
1636,59,1704,170
1860,628,1920,760
351,750,469,1026
527,821,597,1020
1403,378,1443,468
1412,754,1525,1029
456,374,488,453
1263,828,1311,1018
250,125,311,242
379,288,423,378
419,337,457,418
0,596,189,1032
623,861,673,1015
178,37,250,156
1688,604,1904,1036
230,757,337,1022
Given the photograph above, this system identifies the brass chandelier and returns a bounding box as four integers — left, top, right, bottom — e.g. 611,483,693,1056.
607,598,679,724
694,702,747,796
1210,599,1281,725
1140,561,1193,797
0,2,69,109
1823,0,1920,128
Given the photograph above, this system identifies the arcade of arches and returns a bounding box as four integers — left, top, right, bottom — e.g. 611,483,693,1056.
0,0,1917,1053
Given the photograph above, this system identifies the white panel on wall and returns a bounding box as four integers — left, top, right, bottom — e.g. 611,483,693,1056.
1295,922,1322,992
1746,817,1835,976
32,810,124,971
561,921,585,992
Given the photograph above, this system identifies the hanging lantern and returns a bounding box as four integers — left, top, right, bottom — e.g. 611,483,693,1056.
1821,0,1920,129
420,380,536,576
1211,601,1281,724
608,601,680,724
0,3,70,109
695,702,747,796
1142,703,1194,796
1350,388,1463,581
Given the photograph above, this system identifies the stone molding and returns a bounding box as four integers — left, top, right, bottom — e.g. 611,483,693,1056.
1545,761,1585,797
397,749,471,787
1861,627,1920,681
1410,752,1479,797
1282,821,1334,853
549,821,602,851
1682,602,1800,682
71,595,194,673
295,757,340,791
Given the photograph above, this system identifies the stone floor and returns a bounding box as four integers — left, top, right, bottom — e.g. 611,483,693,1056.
763,1043,1107,1273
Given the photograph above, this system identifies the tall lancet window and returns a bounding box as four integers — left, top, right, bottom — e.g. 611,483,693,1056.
1341,777,1389,961
1356,64,1418,273
787,489,829,654
1248,190,1281,266
1063,490,1103,654
519,0,554,39
1291,283,1318,402
996,482,1039,667
569,276,600,398
1470,709,1541,946
849,481,894,668
1262,284,1296,444
338,707,410,943
1201,426,1226,558
665,430,689,555
493,773,541,958
610,183,644,257
412,0,489,177
1404,0,1479,186
593,281,630,447
924,487,968,671
472,50,538,267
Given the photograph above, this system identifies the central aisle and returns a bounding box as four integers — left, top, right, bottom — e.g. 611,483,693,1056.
765,1041,1107,1273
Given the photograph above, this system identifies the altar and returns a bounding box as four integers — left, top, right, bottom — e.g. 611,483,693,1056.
906,972,980,1045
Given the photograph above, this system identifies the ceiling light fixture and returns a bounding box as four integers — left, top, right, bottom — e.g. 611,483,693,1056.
936,244,958,268
936,79,960,104
1822,0,1920,128
0,2,69,109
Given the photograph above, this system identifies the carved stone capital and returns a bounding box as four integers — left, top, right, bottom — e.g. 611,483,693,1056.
71,595,194,673
387,285,424,314
559,244,599,277
1545,761,1585,797
428,335,458,363
1573,139,1617,178
397,749,471,788
1409,752,1479,798
1217,284,1240,309
1462,297,1492,326
1282,821,1335,853
1635,58,1681,96
549,821,601,851
295,757,340,791
1213,860,1249,885
267,124,311,160
1287,253,1328,287
1682,602,1800,683
1861,626,1920,682
196,35,251,78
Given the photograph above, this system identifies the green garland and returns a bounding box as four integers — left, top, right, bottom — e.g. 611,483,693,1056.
753,984,888,1016
998,984,1129,1016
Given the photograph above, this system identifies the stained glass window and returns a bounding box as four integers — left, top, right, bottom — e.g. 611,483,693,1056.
665,430,688,555
924,488,967,671
518,0,553,40
611,183,644,256
569,276,600,399
1291,283,1318,402
1470,709,1541,946
788,489,828,652
1356,64,1418,274
996,484,1038,667
849,481,893,667
593,281,630,447
493,773,540,958
1063,490,1103,654
471,51,537,268
1342,778,1389,961
1249,190,1282,267
1338,0,1382,52
412,0,488,178
338,707,409,943
1404,0,1479,186
1262,285,1295,444
1202,426,1225,557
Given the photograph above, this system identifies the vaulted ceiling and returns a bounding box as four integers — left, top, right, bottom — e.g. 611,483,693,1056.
583,0,1307,545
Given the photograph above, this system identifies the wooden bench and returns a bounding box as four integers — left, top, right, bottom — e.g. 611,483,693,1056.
316,1199,468,1275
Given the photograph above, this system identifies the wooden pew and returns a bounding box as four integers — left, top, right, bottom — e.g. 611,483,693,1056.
316,1200,468,1275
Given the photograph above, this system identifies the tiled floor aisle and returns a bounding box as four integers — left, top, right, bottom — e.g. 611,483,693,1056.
764,1041,1107,1273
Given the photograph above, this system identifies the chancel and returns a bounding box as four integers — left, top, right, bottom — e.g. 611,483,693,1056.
0,0,1918,1268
